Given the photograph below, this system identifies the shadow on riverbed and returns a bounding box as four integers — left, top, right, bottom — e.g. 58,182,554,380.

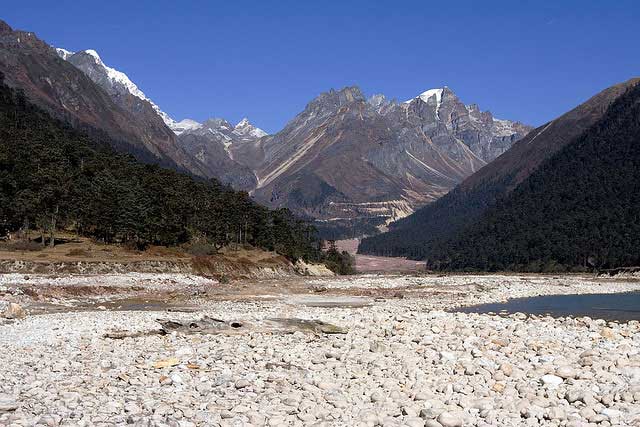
456,292,640,322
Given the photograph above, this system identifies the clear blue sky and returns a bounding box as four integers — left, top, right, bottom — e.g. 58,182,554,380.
5,0,640,133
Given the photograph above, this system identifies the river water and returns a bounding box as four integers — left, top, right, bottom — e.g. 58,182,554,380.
456,292,640,322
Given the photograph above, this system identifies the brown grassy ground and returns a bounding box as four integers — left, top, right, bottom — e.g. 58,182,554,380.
335,238,426,273
0,234,288,267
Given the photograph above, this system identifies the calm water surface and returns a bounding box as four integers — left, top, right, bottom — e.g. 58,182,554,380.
456,292,640,322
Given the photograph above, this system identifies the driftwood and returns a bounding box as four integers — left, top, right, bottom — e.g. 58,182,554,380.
104,316,347,339
157,316,347,335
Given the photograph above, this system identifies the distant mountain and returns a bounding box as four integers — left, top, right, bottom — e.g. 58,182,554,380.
176,118,265,191
359,78,640,269
55,45,268,190
236,86,530,237
0,18,531,236
171,118,203,136
233,117,268,139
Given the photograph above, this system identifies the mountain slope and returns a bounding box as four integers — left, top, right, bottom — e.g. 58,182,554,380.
0,73,320,261
62,49,177,130
422,80,640,271
176,118,262,191
359,78,640,260
61,49,209,175
237,86,530,237
56,44,270,189
0,20,196,171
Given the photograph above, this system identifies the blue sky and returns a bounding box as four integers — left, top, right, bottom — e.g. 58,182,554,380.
5,0,640,132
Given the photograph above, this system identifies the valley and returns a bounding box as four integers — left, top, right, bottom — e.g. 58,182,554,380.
1,5,640,427
1,21,531,237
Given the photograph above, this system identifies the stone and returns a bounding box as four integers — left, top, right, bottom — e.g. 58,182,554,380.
556,366,577,379
436,412,463,427
565,388,584,403
439,351,456,362
600,327,616,339
370,390,385,403
1,302,25,319
492,382,505,393
499,363,513,376
541,374,563,387
235,379,251,389
547,406,566,420
405,416,426,427
0,394,18,412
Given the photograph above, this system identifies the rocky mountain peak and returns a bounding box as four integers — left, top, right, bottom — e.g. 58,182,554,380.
171,119,202,135
0,20,13,35
55,47,74,60
234,117,268,138
367,94,387,107
203,118,233,129
311,86,365,109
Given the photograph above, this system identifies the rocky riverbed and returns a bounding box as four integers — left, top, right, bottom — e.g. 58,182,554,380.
1,274,640,426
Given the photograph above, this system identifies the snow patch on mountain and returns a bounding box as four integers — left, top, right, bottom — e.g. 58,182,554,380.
405,87,446,118
406,88,443,106
80,49,150,103
54,46,189,133
55,47,74,60
172,119,203,135
416,88,444,106
233,118,268,138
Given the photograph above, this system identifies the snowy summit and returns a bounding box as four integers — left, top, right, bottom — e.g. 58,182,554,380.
233,118,268,139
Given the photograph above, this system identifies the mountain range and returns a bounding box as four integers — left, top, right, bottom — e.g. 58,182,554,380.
359,77,640,271
56,45,531,237
2,18,639,272
240,86,531,237
0,19,530,238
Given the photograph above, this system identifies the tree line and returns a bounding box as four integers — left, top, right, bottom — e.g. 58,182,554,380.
0,73,324,262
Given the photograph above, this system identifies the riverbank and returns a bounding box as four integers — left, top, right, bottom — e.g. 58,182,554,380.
1,274,640,426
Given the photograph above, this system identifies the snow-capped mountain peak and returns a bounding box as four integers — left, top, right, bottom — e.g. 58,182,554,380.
75,49,149,104
406,86,446,107
172,119,203,135
55,47,74,60
54,46,267,139
55,46,183,132
233,117,268,138
235,118,251,128
416,88,444,105
404,87,448,118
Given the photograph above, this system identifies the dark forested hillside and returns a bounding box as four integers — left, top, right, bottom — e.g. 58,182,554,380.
359,78,639,262
0,73,321,261
378,81,640,272
424,82,640,271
